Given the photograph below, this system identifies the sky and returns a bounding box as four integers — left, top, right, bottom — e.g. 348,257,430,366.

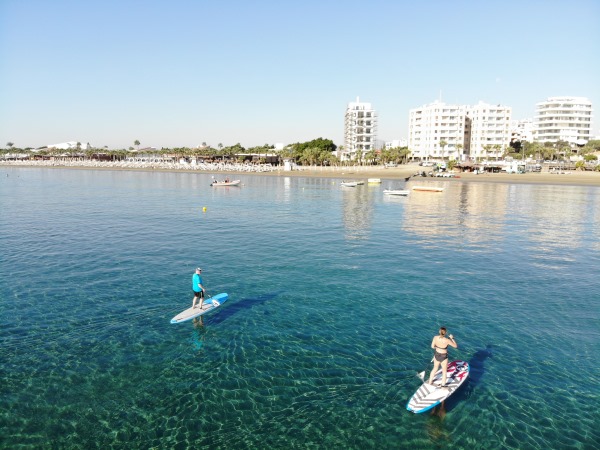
1,0,599,149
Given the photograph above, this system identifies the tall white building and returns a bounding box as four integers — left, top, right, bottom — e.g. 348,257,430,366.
511,119,534,143
343,97,377,161
408,100,512,161
465,102,512,160
533,96,593,145
408,100,467,161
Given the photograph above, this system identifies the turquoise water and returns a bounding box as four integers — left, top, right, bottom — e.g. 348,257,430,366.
1,167,598,449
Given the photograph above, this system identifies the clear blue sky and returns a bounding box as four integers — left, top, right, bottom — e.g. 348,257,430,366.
1,0,599,149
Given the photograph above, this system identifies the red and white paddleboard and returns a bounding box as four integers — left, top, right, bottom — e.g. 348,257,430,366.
406,360,469,413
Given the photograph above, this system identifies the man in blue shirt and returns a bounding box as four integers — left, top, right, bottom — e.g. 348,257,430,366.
192,267,206,309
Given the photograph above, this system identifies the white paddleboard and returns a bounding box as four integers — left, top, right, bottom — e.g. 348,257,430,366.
170,293,229,324
406,360,469,413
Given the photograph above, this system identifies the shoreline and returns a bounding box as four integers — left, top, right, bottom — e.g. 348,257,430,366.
2,160,600,187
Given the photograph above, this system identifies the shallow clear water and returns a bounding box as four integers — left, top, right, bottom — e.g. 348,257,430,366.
1,168,599,449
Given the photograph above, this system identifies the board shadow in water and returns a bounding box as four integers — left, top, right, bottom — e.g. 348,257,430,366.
433,345,493,415
205,291,282,325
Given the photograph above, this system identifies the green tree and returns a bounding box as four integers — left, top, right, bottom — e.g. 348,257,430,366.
364,149,378,165
134,140,140,150
439,139,447,160
482,145,492,162
289,138,336,165
555,140,570,160
356,150,363,165
492,144,501,161
455,143,463,160
6,142,14,149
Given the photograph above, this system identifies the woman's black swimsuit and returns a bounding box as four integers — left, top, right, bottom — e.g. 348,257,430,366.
434,343,449,362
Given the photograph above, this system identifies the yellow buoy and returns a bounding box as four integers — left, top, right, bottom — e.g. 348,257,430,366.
202,207,207,212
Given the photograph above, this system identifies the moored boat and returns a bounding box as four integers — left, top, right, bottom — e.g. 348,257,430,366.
211,179,241,186
383,189,410,196
411,186,445,192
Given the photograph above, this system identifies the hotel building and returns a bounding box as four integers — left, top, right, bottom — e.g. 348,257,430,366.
408,100,512,161
408,101,466,161
342,97,377,161
533,96,593,146
511,119,534,144
464,102,512,160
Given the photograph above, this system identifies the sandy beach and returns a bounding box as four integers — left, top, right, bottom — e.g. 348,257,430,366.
2,160,600,187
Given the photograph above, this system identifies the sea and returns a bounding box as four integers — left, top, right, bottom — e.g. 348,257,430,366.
1,167,598,449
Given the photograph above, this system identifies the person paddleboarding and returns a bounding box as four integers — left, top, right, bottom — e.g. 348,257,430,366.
427,326,458,386
191,267,206,309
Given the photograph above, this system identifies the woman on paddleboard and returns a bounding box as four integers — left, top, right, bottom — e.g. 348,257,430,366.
427,327,458,386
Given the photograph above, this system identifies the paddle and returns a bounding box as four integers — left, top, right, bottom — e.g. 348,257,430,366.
417,357,434,382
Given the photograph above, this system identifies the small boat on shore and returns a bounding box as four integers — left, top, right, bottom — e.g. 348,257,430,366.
341,181,359,187
383,189,410,196
368,178,382,184
412,186,445,192
211,179,241,186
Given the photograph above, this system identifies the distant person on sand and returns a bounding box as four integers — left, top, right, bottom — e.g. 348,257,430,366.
192,267,206,309
427,326,458,386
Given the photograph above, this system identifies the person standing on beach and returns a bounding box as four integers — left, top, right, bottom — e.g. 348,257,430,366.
192,267,206,309
427,327,458,386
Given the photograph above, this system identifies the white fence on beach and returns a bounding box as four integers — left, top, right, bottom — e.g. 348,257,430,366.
1,159,389,174
0,159,279,173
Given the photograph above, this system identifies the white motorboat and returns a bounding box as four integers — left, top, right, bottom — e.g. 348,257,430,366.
383,189,410,196
411,186,445,192
211,179,241,186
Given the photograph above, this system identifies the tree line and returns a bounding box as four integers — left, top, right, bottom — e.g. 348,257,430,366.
1,138,412,167
3,138,598,166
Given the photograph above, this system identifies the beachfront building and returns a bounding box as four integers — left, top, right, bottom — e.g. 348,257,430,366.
384,139,408,149
408,100,512,161
465,102,512,161
408,100,467,161
533,96,593,146
511,119,534,144
47,141,92,150
342,97,377,162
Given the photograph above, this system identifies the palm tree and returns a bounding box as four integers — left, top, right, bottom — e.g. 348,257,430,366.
439,140,447,161
6,142,14,149
356,150,363,165
492,144,501,161
365,149,377,165
134,140,140,150
455,143,463,161
482,145,492,162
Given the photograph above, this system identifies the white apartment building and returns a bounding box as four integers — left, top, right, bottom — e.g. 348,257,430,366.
408,100,512,161
511,119,534,144
408,100,467,161
465,102,512,160
533,96,593,145
343,97,377,161
384,139,408,149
